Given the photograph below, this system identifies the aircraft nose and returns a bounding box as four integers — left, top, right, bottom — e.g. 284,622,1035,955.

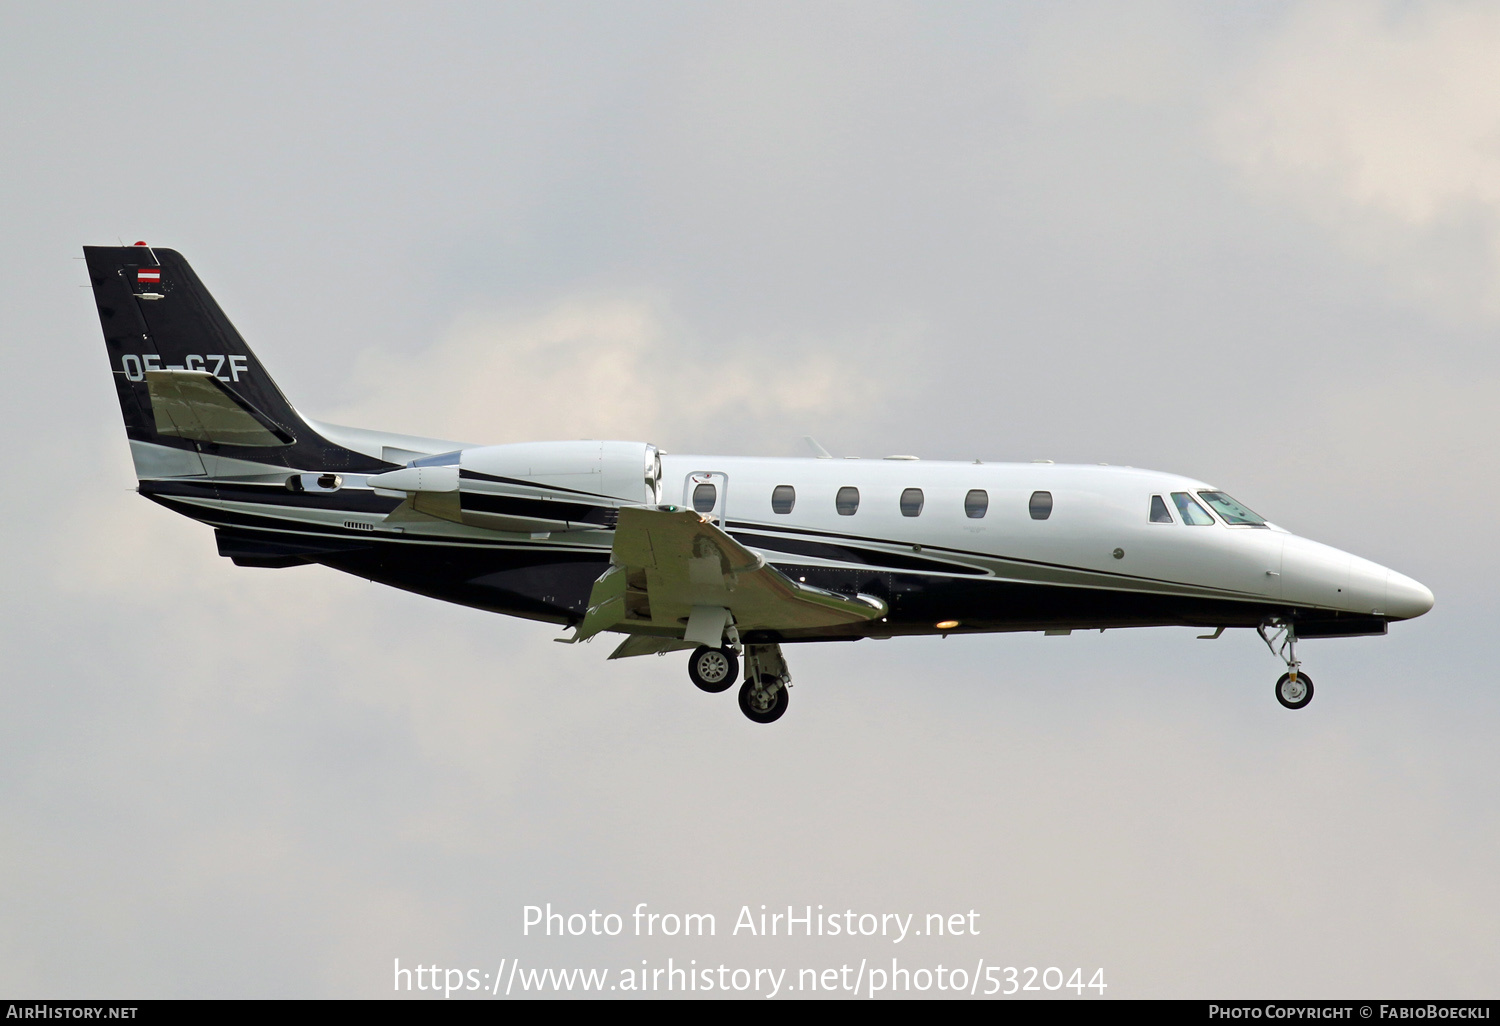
1386,570,1434,620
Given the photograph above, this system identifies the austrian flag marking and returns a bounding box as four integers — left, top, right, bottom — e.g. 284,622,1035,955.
137,268,161,284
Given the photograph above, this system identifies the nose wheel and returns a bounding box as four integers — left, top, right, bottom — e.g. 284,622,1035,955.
1276,672,1314,710
1260,620,1313,711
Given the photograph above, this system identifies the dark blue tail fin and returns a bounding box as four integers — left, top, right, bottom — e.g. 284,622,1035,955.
84,243,391,476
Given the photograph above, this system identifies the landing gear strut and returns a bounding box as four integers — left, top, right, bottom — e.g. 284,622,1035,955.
1259,620,1314,710
738,643,790,724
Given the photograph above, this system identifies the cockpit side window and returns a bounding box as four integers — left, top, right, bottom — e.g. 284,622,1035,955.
1150,494,1174,524
1198,491,1266,526
1171,491,1216,526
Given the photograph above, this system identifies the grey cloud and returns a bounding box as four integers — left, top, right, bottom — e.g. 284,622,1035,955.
0,1,1493,997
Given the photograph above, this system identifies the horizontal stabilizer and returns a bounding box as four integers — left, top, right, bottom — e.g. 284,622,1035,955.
146,369,293,448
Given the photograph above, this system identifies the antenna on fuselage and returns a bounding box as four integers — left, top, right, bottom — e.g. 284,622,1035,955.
803,436,834,459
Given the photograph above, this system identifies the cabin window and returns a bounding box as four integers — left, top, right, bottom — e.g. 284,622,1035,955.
1150,494,1173,524
900,487,924,517
1171,491,1215,526
1028,490,1053,520
965,489,988,519
692,482,717,513
836,486,860,516
771,485,796,514
1198,491,1266,526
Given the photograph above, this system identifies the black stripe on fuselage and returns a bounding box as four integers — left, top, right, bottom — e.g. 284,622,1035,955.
143,480,620,536
459,491,614,525
210,521,1288,636
144,494,616,560
147,480,618,524
148,480,1263,601
726,518,1232,594
459,468,620,501
145,481,1298,634
142,478,402,514
762,564,1282,641
727,529,988,575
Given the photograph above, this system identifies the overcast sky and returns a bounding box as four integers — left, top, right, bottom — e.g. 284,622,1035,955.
2,0,1497,998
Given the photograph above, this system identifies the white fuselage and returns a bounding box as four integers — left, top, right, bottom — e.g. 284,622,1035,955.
657,454,1433,623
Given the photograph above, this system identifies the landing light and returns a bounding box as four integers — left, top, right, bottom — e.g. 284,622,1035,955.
936,620,960,630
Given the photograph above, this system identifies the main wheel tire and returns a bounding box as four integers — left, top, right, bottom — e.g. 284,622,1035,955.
1276,672,1314,710
688,645,738,693
738,674,789,724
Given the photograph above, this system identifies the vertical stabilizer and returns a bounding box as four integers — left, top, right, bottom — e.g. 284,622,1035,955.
84,244,392,478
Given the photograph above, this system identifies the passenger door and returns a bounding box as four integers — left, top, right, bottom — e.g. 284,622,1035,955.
683,471,729,524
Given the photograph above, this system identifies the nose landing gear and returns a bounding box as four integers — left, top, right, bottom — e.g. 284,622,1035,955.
1259,620,1314,710
1275,671,1313,710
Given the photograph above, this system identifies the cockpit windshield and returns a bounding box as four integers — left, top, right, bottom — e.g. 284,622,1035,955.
1171,492,1216,526
1197,491,1266,526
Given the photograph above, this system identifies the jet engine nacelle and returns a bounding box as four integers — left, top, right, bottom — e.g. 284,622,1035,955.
367,440,663,534
459,440,662,504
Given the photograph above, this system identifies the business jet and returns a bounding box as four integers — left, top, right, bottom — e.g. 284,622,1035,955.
85,244,1434,724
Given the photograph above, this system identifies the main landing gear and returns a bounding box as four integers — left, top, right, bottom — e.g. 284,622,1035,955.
687,639,791,724
688,645,737,693
1259,620,1314,710
738,644,791,724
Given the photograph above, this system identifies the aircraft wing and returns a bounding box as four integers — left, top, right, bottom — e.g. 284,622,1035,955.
577,505,887,644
